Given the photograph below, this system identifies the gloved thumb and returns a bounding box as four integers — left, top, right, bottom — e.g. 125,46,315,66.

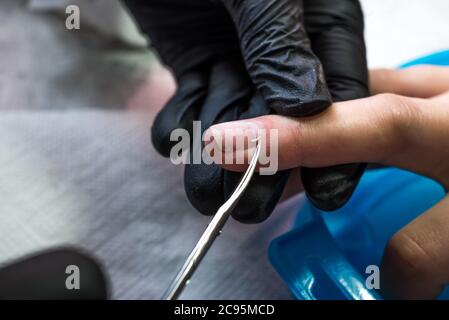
222,0,332,116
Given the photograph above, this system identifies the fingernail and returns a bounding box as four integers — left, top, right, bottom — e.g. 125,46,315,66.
206,121,261,164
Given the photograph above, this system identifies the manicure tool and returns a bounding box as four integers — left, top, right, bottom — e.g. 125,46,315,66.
162,141,261,300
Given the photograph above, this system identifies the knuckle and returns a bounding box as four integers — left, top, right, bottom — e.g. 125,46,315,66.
384,231,434,280
373,93,421,158
382,94,418,131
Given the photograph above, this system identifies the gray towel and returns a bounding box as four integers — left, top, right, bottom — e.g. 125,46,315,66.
0,110,298,299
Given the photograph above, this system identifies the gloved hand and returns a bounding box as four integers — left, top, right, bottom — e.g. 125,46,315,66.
300,0,369,211
123,0,369,222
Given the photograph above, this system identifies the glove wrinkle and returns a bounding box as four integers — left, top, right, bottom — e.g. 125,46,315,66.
224,0,332,115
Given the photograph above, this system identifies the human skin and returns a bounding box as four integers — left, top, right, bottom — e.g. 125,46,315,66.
206,66,449,299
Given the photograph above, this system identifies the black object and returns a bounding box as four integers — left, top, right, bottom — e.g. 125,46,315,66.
0,248,108,300
123,0,369,222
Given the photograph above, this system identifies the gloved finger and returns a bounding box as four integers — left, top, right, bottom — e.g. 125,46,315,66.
225,170,290,223
301,164,366,211
151,69,209,157
304,0,369,102
184,59,253,216
224,93,290,223
0,248,108,300
381,194,449,299
301,0,369,210
197,59,252,131
222,0,332,116
124,0,239,76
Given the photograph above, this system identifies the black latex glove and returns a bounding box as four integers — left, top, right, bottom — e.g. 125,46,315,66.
0,248,108,300
301,0,369,211
123,0,368,222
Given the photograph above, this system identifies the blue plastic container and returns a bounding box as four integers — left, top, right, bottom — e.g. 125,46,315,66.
269,50,449,300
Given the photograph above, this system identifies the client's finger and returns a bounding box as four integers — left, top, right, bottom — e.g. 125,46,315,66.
208,93,449,188
381,195,449,299
370,66,449,97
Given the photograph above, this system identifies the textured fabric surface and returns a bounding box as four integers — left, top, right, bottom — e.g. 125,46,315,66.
0,0,154,112
0,111,296,299
28,0,147,47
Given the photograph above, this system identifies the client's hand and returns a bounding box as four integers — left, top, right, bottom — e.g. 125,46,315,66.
207,66,449,299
